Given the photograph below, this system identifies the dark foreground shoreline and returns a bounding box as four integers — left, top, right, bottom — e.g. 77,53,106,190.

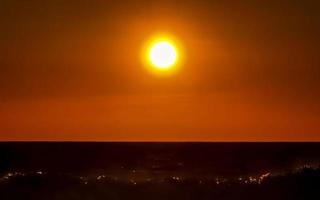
0,142,319,200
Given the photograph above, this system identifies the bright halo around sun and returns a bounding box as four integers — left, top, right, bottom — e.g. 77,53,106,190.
149,41,177,69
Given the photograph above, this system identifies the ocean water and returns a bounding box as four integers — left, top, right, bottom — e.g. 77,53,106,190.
0,142,319,200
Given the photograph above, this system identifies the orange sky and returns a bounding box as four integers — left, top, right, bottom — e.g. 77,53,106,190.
0,0,319,141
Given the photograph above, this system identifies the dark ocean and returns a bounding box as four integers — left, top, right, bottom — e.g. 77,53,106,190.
0,142,319,200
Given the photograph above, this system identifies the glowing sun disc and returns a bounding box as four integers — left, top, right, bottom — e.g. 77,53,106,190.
149,41,177,69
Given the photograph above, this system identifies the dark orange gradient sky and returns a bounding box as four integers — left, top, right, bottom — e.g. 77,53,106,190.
1,0,320,141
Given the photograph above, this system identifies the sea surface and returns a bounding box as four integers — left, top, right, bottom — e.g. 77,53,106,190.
0,142,319,200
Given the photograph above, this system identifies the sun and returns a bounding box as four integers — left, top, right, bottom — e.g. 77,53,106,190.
149,41,177,69
141,34,183,75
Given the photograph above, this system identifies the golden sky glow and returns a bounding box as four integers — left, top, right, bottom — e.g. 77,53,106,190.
0,1,319,141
